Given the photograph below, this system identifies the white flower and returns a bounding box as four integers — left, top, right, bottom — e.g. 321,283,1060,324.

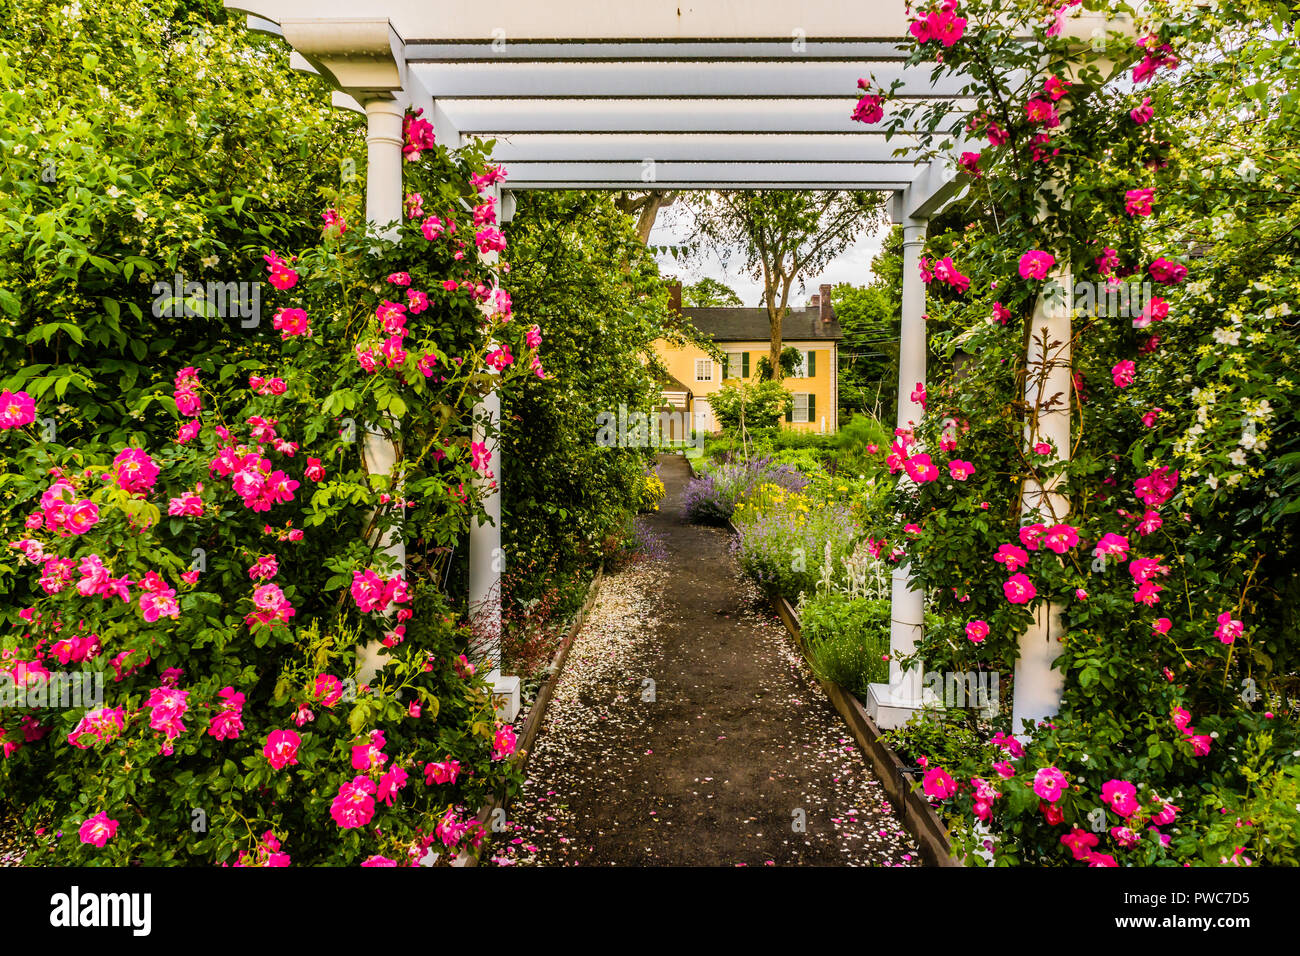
200,255,220,269
132,207,147,222
1212,327,1241,346
1207,475,1220,490
105,185,121,199
1229,450,1247,467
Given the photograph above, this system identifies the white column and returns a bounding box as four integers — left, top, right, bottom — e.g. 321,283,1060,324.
1011,264,1072,735
364,98,404,238
467,184,518,719
356,96,405,684
467,387,502,666
867,216,928,729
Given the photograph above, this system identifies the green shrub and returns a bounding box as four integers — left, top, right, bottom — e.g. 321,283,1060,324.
800,594,890,698
827,413,892,477
710,379,792,432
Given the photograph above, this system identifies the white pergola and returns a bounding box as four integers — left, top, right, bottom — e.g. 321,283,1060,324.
228,0,1107,731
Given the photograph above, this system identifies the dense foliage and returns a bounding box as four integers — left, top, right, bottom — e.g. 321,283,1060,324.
0,0,624,866
498,191,674,601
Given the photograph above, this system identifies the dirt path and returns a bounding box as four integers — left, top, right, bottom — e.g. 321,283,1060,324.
491,453,918,867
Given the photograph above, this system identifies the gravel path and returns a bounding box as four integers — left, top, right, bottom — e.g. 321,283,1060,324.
491,454,919,867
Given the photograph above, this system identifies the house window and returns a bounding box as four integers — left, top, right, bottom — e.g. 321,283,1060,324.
694,358,713,382
790,393,816,424
793,350,817,378
722,352,750,379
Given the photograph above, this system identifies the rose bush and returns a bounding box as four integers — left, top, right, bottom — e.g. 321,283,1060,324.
852,0,1300,864
0,89,538,863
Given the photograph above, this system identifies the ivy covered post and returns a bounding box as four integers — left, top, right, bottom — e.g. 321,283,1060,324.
1010,10,1134,734
1011,262,1072,733
469,183,520,720
867,215,929,729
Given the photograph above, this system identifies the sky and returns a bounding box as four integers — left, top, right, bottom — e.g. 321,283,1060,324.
647,197,894,306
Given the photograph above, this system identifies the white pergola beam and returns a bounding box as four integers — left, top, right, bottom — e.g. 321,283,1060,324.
406,39,911,60
498,160,909,190
409,61,970,99
477,132,920,164
896,137,979,221
439,98,972,135
229,0,914,40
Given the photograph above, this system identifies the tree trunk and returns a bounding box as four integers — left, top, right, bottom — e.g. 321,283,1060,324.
767,274,794,381
616,190,677,244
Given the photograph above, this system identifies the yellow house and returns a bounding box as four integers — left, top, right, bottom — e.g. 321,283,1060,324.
654,283,842,434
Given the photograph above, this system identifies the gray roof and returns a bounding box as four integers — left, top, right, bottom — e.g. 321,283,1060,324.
680,306,843,342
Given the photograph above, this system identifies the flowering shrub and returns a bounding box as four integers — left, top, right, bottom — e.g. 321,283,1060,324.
732,485,859,600
800,594,891,698
636,469,666,513
852,0,1300,864
684,456,808,524
0,101,535,863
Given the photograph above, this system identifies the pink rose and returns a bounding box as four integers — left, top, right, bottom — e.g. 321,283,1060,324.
78,811,119,848
263,729,301,770
1018,250,1056,280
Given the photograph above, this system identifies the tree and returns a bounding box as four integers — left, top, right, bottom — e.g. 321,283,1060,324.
614,190,678,244
681,191,886,380
755,346,803,381
682,277,743,308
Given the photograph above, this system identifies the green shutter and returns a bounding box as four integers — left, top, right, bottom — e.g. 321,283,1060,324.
785,401,793,423
808,393,816,422
742,352,750,379
807,350,816,378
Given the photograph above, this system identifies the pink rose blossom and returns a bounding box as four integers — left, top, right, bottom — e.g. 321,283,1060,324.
78,811,119,848
1018,250,1055,280
1033,767,1068,803
263,729,301,769
1003,573,1036,604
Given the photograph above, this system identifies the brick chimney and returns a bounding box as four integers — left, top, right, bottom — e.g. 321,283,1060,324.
667,280,682,314
819,283,833,324
808,293,820,311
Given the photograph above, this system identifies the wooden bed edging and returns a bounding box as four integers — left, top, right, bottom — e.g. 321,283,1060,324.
771,594,964,868
465,562,605,866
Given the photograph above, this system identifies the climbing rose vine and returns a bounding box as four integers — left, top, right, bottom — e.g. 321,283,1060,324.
851,0,1300,866
0,114,534,865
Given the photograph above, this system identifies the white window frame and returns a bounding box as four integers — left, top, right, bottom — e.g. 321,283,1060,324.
792,393,811,423
694,357,714,382
723,351,741,379
792,349,810,378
